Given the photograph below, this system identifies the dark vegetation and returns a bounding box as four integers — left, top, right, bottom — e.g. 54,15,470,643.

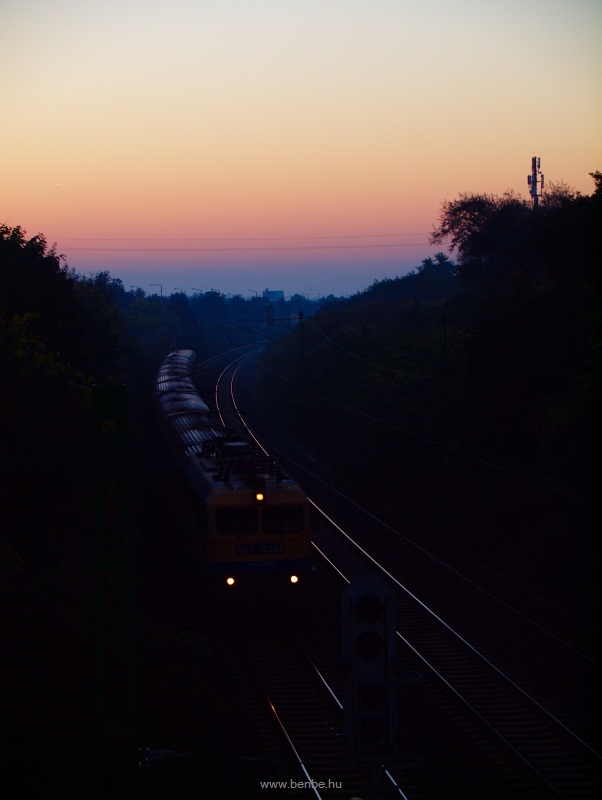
1,171,600,795
259,175,600,610
0,226,334,796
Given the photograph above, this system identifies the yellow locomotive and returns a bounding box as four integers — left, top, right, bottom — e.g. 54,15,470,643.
154,350,313,586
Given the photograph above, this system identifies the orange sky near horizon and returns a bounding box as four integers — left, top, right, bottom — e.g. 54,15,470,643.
2,0,600,295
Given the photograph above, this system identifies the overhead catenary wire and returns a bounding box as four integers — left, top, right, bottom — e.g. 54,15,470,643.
256,358,599,507
306,318,596,466
309,319,443,381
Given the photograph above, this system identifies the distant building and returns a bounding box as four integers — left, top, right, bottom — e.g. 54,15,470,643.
262,289,284,302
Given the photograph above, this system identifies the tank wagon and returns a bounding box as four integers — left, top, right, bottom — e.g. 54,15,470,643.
154,350,313,587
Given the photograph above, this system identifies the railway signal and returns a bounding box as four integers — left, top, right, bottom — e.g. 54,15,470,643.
342,573,397,759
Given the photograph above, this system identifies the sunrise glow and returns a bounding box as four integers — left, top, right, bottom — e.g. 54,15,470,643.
2,0,600,295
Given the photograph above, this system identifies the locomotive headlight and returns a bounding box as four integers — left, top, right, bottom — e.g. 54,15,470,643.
226,577,235,587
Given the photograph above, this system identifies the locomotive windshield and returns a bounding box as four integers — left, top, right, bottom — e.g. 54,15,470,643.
216,507,258,535
214,506,305,535
263,507,305,534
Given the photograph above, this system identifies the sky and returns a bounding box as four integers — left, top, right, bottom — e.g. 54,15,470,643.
2,0,601,298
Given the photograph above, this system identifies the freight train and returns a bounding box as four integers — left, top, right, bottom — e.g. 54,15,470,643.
153,349,313,587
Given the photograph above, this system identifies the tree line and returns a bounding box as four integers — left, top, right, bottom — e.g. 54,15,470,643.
259,172,600,611
1,171,599,792
0,225,336,792
0,224,341,586
2,172,599,594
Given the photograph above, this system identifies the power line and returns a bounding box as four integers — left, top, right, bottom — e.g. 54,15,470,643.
50,242,430,253
49,233,429,242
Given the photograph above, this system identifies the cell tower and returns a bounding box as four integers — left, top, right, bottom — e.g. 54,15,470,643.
527,155,544,208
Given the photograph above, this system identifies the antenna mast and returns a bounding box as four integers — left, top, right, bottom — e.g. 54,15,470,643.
527,155,544,208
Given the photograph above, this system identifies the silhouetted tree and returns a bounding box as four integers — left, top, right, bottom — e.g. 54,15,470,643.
540,180,581,208
430,181,599,294
430,191,533,290
417,252,457,276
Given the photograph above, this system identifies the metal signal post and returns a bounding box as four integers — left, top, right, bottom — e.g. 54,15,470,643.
342,573,398,760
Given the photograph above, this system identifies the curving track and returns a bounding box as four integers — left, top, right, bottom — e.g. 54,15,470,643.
198,347,600,798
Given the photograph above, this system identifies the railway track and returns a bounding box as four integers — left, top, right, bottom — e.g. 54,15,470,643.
210,596,415,800
203,348,600,798
312,519,600,798
243,621,366,797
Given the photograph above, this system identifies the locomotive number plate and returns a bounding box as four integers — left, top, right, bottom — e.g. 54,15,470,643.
236,544,285,555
